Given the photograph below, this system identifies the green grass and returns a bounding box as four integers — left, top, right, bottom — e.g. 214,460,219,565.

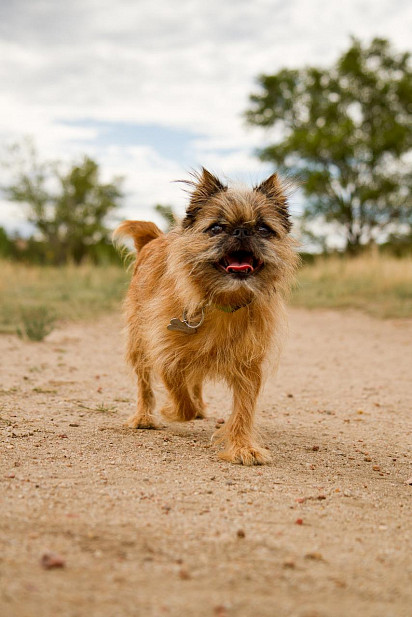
292,254,412,318
0,254,411,335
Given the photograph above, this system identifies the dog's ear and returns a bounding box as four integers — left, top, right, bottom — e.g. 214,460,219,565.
183,168,227,228
254,173,291,233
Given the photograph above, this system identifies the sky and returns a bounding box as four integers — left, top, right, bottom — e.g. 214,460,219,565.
0,0,411,237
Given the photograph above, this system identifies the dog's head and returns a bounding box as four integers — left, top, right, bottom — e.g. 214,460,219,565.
170,168,298,304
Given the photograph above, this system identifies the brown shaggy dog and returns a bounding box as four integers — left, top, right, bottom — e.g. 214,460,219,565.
114,169,298,465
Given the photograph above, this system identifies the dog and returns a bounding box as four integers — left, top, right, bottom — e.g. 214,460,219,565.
114,169,298,465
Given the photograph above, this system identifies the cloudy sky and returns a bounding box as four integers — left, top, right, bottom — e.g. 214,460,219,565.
1,0,411,234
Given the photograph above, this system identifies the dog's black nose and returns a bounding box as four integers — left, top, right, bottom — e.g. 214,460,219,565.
232,227,251,239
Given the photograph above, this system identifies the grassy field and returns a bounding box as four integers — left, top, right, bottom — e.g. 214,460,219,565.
0,261,128,334
293,254,412,319
0,254,411,335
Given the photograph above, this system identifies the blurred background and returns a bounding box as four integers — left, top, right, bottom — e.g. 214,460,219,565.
0,0,411,338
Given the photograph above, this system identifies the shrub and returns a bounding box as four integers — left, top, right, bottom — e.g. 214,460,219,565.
17,306,56,341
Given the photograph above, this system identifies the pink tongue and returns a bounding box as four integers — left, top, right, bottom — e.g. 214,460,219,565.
226,261,254,273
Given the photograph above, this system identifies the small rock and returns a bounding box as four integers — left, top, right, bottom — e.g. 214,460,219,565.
282,558,295,568
406,477,412,485
216,418,225,424
372,465,381,471
312,445,320,451
331,577,347,588
305,551,324,561
364,457,372,462
236,529,245,539
214,605,229,617
69,423,79,427
179,567,190,580
40,552,65,569
295,518,303,525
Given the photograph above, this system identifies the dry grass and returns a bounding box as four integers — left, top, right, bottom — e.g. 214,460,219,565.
0,254,411,335
0,261,128,333
292,254,412,318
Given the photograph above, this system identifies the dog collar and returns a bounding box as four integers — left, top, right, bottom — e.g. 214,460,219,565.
213,300,253,313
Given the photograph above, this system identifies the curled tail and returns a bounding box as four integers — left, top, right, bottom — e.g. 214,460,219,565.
113,220,163,253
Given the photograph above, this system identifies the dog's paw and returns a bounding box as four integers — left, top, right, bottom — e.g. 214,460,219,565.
126,415,159,430
219,444,271,466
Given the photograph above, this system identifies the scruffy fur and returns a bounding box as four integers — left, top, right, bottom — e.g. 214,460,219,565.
114,169,298,465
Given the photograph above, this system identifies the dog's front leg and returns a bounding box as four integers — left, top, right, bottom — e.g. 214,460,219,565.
127,366,158,429
218,366,270,466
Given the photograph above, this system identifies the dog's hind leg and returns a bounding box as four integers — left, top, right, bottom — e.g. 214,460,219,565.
160,368,198,422
127,365,158,429
192,382,207,419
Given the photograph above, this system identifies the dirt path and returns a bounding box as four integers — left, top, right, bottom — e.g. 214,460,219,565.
1,309,411,617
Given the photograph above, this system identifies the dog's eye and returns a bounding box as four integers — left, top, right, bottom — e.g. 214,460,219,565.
209,224,224,235
257,224,274,237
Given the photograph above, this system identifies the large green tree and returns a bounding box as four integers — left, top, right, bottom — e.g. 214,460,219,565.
246,38,412,252
2,141,123,263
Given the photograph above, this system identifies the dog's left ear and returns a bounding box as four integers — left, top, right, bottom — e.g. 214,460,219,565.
183,168,227,228
255,173,291,233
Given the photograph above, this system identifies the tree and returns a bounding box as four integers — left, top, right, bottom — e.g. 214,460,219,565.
0,226,13,258
154,203,176,231
245,38,412,252
1,141,123,264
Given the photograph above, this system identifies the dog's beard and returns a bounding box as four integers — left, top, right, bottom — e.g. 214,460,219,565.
178,235,285,304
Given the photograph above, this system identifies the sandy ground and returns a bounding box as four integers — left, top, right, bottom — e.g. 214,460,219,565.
1,308,411,617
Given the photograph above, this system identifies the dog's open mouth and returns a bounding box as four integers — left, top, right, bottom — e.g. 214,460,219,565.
216,251,264,276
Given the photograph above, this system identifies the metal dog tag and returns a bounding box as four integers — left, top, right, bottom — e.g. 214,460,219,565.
167,308,205,335
167,318,198,334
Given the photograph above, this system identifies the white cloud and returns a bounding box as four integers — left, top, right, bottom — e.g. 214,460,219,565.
0,0,411,231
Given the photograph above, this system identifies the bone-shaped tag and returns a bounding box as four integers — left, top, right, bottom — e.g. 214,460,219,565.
167,318,198,334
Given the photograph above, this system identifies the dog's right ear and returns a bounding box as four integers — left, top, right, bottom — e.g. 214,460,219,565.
254,173,292,233
182,168,227,228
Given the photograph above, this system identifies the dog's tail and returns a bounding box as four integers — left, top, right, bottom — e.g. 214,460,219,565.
113,220,163,254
